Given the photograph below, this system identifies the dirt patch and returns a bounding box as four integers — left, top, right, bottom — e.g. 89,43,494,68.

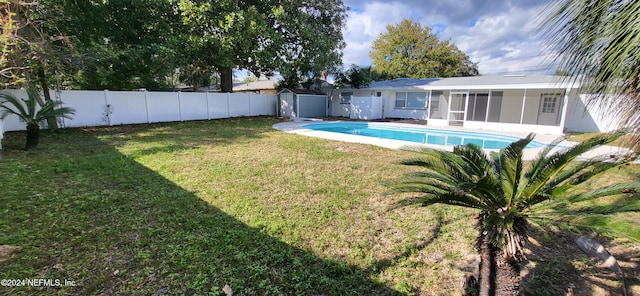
520,227,640,295
0,245,21,263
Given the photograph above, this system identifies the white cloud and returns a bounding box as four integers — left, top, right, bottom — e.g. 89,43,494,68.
342,0,557,75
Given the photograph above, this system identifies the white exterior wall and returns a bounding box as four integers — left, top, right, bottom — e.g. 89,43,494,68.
564,94,622,133
329,89,371,117
498,90,525,124
464,121,564,135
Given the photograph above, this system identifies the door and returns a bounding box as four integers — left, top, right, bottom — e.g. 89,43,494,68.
448,92,467,126
279,93,294,117
537,93,562,125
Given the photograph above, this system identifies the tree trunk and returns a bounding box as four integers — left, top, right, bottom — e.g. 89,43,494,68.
478,234,494,296
219,66,233,93
36,64,59,129
26,122,40,150
493,251,521,295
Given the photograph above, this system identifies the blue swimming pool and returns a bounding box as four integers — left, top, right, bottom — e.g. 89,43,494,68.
303,122,546,149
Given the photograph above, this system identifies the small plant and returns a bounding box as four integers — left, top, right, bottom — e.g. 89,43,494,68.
102,103,113,125
0,88,75,150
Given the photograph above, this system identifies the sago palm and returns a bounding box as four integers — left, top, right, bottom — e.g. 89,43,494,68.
0,89,75,150
394,132,638,258
393,133,639,294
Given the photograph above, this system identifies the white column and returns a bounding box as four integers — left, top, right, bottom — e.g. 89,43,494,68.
520,88,527,124
559,88,571,133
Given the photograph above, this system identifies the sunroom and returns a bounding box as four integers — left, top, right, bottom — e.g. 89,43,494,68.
421,75,576,134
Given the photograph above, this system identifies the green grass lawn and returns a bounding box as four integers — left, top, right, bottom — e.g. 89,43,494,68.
0,117,638,295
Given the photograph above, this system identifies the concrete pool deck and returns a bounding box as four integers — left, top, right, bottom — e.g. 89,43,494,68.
273,121,633,161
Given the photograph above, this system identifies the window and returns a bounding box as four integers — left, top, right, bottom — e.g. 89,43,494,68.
541,94,559,113
466,93,489,121
487,91,503,122
395,92,406,108
395,92,427,109
340,92,352,104
429,90,443,118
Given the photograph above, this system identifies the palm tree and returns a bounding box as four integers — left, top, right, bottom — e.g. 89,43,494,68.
393,133,640,295
0,89,75,150
540,0,640,149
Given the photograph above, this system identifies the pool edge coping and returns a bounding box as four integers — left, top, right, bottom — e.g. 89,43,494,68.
273,120,631,161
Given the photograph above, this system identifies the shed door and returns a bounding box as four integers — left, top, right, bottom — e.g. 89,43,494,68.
280,93,294,117
297,95,327,118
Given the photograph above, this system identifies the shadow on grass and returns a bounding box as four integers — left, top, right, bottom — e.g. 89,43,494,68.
0,119,398,295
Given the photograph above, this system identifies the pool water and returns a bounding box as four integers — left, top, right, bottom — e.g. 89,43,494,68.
303,122,546,149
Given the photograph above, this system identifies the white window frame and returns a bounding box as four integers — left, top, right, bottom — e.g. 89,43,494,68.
340,92,352,104
541,94,560,113
394,92,427,110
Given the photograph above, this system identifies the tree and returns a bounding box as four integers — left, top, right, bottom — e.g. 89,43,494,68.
392,133,639,295
273,0,347,90
178,0,347,92
540,0,640,149
42,0,181,90
1,0,76,129
370,19,478,79
333,65,372,89
0,89,75,150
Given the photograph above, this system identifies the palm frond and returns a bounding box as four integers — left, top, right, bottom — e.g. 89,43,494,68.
0,93,30,121
566,182,640,203
519,132,623,203
498,134,532,207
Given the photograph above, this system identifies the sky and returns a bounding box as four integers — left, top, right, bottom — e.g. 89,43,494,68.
341,0,558,76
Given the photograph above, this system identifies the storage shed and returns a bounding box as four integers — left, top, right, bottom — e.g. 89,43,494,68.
278,89,327,118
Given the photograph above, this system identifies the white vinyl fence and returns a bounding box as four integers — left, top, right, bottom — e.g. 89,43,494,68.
0,89,277,132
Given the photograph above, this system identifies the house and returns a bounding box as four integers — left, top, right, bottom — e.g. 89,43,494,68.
233,80,279,94
278,89,328,118
329,75,618,135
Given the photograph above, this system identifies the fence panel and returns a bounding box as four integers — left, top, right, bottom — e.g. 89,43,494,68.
228,93,251,117
58,90,107,127
146,92,180,123
1,90,277,133
208,94,229,119
108,91,148,125
250,94,276,116
179,92,209,121
0,89,30,131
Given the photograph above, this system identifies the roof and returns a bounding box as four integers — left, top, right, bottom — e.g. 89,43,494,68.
233,80,278,91
347,75,580,91
425,75,579,89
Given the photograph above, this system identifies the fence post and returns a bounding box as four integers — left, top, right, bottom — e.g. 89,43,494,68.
227,93,230,118
104,90,112,126
144,90,150,123
206,92,211,120
178,91,183,121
